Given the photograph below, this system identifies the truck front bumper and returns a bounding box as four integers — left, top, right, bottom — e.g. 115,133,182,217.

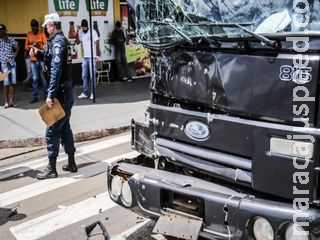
107,160,320,240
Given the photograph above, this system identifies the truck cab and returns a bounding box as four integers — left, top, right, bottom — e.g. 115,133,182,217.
107,1,320,239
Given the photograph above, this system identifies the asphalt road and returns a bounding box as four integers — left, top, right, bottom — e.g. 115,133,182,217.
0,132,161,240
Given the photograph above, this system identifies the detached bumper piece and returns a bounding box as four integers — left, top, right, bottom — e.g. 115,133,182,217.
153,211,203,240
108,160,320,240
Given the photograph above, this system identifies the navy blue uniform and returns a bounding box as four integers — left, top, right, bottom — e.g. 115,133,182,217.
44,31,75,159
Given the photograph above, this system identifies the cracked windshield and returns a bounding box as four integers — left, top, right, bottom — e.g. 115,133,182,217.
135,0,320,44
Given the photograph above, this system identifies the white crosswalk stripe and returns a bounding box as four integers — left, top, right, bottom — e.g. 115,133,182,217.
9,193,116,240
0,152,137,207
0,134,130,180
0,151,138,207
0,137,153,240
117,220,151,239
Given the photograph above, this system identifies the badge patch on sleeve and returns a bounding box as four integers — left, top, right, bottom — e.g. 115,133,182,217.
54,47,60,55
54,56,61,63
53,43,61,54
53,43,61,63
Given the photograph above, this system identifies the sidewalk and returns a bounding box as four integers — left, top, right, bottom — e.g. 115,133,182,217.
0,77,150,148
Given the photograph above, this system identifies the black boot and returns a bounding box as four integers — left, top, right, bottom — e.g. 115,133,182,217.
37,157,58,180
62,154,78,173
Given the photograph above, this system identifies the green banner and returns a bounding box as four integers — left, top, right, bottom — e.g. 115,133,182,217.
85,0,108,11
126,44,149,63
54,0,79,12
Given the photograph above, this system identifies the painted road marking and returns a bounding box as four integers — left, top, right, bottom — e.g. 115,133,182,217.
10,193,116,240
0,134,130,180
0,151,138,207
117,220,151,239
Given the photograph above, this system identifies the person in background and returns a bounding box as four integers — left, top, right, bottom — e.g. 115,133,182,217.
33,13,77,180
0,24,19,108
25,19,47,103
111,21,132,82
22,50,33,91
76,19,101,100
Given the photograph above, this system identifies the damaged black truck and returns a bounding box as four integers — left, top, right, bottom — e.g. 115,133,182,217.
107,1,320,239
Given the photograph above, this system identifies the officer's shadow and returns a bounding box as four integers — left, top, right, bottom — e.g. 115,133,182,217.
0,162,96,181
0,206,27,226
0,167,41,181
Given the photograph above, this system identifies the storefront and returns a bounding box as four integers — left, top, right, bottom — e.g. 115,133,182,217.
0,0,150,83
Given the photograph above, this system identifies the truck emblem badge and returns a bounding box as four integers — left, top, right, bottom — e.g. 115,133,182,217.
185,121,209,141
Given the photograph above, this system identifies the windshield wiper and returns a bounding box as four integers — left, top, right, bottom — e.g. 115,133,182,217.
165,20,193,44
218,0,278,48
139,20,193,44
139,20,277,48
190,22,278,48
139,20,222,47
234,24,278,48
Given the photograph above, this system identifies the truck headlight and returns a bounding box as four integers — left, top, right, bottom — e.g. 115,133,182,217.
270,138,313,159
120,181,133,207
285,224,309,240
253,217,274,240
110,176,122,200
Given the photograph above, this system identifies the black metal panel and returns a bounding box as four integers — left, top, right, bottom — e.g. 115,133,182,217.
146,105,319,201
149,106,254,158
252,127,317,201
108,162,320,240
151,47,319,124
156,145,252,184
156,138,251,170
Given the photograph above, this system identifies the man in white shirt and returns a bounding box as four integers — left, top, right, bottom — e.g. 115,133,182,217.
76,19,101,99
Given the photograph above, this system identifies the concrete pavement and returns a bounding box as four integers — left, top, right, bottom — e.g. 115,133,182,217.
0,77,150,149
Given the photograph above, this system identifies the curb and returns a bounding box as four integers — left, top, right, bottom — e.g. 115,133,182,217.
0,126,130,149
0,147,44,161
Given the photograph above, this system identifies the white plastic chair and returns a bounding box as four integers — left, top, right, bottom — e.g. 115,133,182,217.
96,60,111,85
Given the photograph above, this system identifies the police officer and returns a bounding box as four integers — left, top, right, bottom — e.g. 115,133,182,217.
34,13,77,180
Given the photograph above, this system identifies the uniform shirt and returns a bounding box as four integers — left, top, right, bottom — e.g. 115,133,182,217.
79,29,99,58
25,31,47,61
0,36,18,67
46,31,72,100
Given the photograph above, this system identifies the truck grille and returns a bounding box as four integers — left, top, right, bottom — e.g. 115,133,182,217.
155,137,252,184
